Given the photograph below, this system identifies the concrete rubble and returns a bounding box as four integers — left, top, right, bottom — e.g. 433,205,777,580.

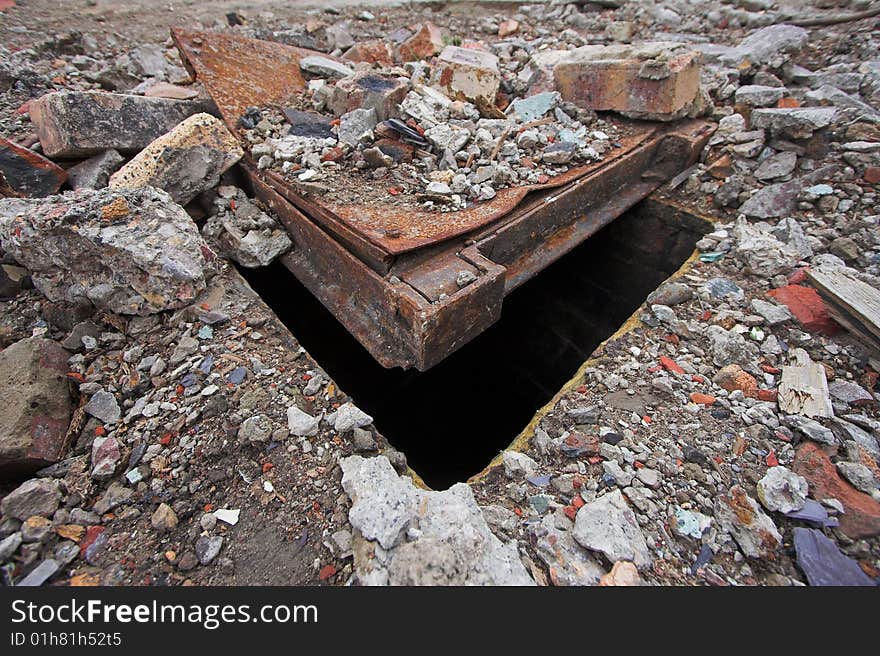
341,455,534,585
0,0,878,589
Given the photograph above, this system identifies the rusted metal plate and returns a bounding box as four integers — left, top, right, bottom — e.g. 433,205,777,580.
172,28,314,135
172,28,660,260
173,28,716,371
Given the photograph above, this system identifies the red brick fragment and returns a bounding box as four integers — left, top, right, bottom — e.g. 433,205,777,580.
767,285,840,335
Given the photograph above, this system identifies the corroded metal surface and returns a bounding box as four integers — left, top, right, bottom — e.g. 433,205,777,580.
172,27,715,370
173,28,660,258
172,28,313,135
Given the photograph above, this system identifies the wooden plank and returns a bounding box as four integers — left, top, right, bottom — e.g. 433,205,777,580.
808,267,880,354
778,348,834,418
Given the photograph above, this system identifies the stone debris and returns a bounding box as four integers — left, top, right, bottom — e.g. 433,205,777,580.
0,0,878,590
572,489,653,569
714,485,782,559
0,187,208,315
756,466,808,513
341,455,534,585
0,136,66,197
65,149,124,190
1,478,61,520
201,186,291,268
29,91,205,158
431,45,501,109
532,513,606,586
554,43,702,120
109,113,243,205
793,527,875,587
0,337,72,474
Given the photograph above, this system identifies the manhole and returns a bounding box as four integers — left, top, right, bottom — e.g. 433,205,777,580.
241,198,709,488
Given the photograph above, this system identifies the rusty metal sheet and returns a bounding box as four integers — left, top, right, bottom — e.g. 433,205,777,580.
172,28,660,259
172,28,316,135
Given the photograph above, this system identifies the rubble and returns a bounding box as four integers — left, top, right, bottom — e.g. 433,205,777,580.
0,136,66,197
572,489,653,569
109,113,243,205
0,337,72,474
28,91,205,158
341,455,534,585
714,485,782,559
201,186,291,268
554,43,701,119
0,187,209,315
1,478,61,520
793,527,875,586
430,46,501,109
65,149,124,190
756,466,809,513
0,0,878,590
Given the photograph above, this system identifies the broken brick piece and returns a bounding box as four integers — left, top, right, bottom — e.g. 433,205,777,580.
767,285,840,335
397,22,444,62
793,442,880,539
553,43,701,120
864,166,880,185
109,113,243,205
328,72,409,122
713,364,758,396
690,392,716,405
659,355,685,375
29,91,205,158
342,40,394,66
430,45,501,108
0,137,66,197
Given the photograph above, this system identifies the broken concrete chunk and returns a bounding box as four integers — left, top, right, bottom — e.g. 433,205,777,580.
532,513,606,586
0,187,208,315
299,55,354,79
329,73,409,122
0,337,73,476
502,450,538,478
334,402,373,433
506,91,559,123
734,85,784,108
714,485,782,559
750,107,837,140
66,149,124,190
287,405,320,437
757,466,809,513
553,43,701,120
337,108,378,147
29,91,205,158
572,489,653,569
430,46,501,109
0,137,67,197
109,113,243,205
341,455,534,585
1,478,61,520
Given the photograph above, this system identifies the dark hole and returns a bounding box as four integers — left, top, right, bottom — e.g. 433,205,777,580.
240,201,705,489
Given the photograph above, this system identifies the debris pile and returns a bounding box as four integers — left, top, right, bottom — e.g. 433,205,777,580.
0,0,878,588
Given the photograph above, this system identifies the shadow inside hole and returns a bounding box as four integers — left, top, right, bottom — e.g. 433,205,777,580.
240,200,705,489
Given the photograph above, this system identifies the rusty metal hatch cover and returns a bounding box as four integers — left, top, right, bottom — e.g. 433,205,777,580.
173,28,714,371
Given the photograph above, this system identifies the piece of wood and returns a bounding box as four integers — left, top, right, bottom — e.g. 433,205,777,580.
808,267,880,355
778,348,834,418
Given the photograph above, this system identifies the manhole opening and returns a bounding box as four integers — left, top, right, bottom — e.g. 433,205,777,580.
241,199,708,488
